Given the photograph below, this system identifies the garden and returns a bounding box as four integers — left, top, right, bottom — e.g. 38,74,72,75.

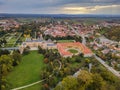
6,51,45,89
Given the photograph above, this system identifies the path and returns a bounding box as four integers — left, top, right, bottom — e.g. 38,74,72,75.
12,33,23,47
1,47,19,50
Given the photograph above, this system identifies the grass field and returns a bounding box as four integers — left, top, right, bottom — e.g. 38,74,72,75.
68,49,78,54
22,83,42,90
57,40,75,43
6,51,45,89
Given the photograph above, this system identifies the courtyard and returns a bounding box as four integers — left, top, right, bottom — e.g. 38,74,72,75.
57,42,93,57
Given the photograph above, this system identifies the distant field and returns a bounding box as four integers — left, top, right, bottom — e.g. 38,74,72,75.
57,40,75,43
6,51,45,89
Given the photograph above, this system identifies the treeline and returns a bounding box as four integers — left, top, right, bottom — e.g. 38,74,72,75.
98,26,120,42
104,26,120,42
0,50,22,90
43,35,82,42
54,69,120,90
16,21,51,38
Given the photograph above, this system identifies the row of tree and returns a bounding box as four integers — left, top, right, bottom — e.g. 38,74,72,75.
97,26,120,42
43,34,82,42
55,70,120,90
0,50,22,90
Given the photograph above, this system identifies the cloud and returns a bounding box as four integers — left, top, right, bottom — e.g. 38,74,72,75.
55,0,120,5
63,4,120,14
0,0,120,14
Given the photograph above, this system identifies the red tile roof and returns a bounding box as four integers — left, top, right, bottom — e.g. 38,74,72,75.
57,42,92,57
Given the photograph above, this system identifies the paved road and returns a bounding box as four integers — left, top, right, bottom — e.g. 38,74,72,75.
99,36,117,44
67,24,86,45
81,34,86,45
94,54,120,77
0,47,19,50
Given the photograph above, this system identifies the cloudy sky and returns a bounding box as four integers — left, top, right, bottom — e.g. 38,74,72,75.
0,0,120,15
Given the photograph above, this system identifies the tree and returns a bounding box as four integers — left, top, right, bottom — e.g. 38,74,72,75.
63,67,71,76
12,51,22,66
0,50,10,56
47,76,58,87
1,76,8,90
100,71,116,83
77,70,93,89
88,73,106,90
44,58,49,64
0,55,13,90
0,55,13,75
23,46,30,55
54,76,78,90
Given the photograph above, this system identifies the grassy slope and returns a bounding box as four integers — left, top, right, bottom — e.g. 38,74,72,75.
6,51,45,89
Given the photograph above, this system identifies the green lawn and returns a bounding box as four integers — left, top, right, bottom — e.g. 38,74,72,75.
57,40,75,43
68,49,78,54
22,83,42,90
6,51,45,89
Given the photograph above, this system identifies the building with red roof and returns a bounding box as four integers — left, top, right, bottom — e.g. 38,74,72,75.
57,42,93,58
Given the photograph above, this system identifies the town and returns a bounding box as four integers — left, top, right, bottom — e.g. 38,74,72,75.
0,16,120,90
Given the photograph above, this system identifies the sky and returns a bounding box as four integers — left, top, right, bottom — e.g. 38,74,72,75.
0,0,120,15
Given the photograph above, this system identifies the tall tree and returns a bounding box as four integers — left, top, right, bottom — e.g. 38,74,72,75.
54,76,78,90
12,51,22,66
0,55,13,75
77,70,93,89
88,73,106,90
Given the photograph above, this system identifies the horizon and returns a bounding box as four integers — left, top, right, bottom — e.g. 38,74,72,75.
0,0,120,15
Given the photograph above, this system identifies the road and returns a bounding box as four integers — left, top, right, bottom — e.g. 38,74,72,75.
67,24,86,45
94,55,120,77
99,36,117,44
0,47,19,50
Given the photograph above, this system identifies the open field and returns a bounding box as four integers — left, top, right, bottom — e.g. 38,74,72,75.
57,40,75,43
22,83,42,90
68,49,79,54
6,51,45,89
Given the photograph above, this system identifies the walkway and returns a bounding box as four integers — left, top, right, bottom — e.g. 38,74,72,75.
12,33,23,47
0,47,19,50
